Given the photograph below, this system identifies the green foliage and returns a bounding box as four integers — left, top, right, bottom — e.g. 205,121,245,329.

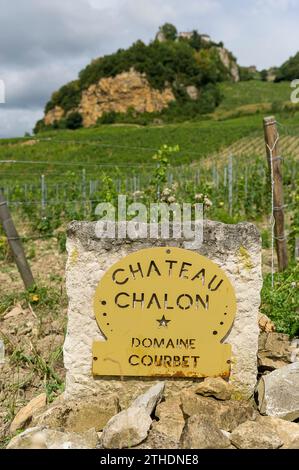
239,67,254,81
9,346,64,402
261,264,299,337
158,23,177,41
43,25,237,120
45,80,81,113
34,119,48,134
98,111,117,124
261,229,270,249
276,51,299,82
0,284,64,317
57,231,67,253
217,80,291,112
260,69,268,82
0,114,277,173
194,48,230,84
65,112,83,130
288,178,299,261
151,144,179,187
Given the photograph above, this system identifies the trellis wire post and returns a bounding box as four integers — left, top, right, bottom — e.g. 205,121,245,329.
0,189,35,289
41,174,46,217
117,178,121,194
82,168,86,217
263,116,288,273
224,166,227,188
228,155,233,217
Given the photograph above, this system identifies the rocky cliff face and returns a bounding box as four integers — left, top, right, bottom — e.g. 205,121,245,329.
44,69,175,128
79,69,175,127
44,105,65,126
217,47,239,82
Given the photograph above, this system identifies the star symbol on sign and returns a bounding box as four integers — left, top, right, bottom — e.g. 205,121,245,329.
156,315,171,327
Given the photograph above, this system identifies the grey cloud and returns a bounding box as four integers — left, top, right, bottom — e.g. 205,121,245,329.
0,0,118,67
0,108,43,137
0,0,299,137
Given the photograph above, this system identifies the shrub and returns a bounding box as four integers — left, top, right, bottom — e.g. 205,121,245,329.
275,51,299,82
158,23,177,41
45,80,81,114
98,111,117,124
239,66,255,81
65,112,83,130
33,119,46,134
261,264,299,337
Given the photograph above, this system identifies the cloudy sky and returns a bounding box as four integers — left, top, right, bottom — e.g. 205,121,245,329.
0,0,298,138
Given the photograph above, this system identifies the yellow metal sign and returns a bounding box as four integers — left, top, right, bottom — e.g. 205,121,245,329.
92,247,236,378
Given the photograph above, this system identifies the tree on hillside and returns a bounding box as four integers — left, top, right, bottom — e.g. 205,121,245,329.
188,31,203,50
158,23,177,41
275,52,299,82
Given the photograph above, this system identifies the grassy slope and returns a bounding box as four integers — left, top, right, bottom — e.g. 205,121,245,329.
0,114,275,181
218,80,291,110
1,80,299,182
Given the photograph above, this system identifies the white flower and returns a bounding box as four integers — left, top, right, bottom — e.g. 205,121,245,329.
168,196,176,203
195,193,203,201
204,196,213,207
162,187,171,196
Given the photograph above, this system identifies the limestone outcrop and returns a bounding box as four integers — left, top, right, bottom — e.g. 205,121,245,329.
44,69,175,128
78,69,175,127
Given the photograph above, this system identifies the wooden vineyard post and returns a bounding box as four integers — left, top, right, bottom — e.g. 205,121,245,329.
0,190,35,289
263,116,288,271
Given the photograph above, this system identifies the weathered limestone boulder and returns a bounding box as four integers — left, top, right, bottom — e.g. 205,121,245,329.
10,393,47,434
185,85,198,100
230,421,283,449
154,397,185,442
256,362,299,420
100,383,164,449
258,313,275,333
180,416,231,449
64,220,262,403
7,426,98,449
195,377,233,400
33,394,119,432
101,407,151,449
134,427,178,449
258,332,294,371
131,382,164,414
257,416,299,449
181,390,257,432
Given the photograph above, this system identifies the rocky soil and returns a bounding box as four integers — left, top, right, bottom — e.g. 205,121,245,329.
5,374,299,449
0,237,67,446
0,234,298,449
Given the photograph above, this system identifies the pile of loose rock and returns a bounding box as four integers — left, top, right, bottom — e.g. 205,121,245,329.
6,366,299,449
4,313,299,449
